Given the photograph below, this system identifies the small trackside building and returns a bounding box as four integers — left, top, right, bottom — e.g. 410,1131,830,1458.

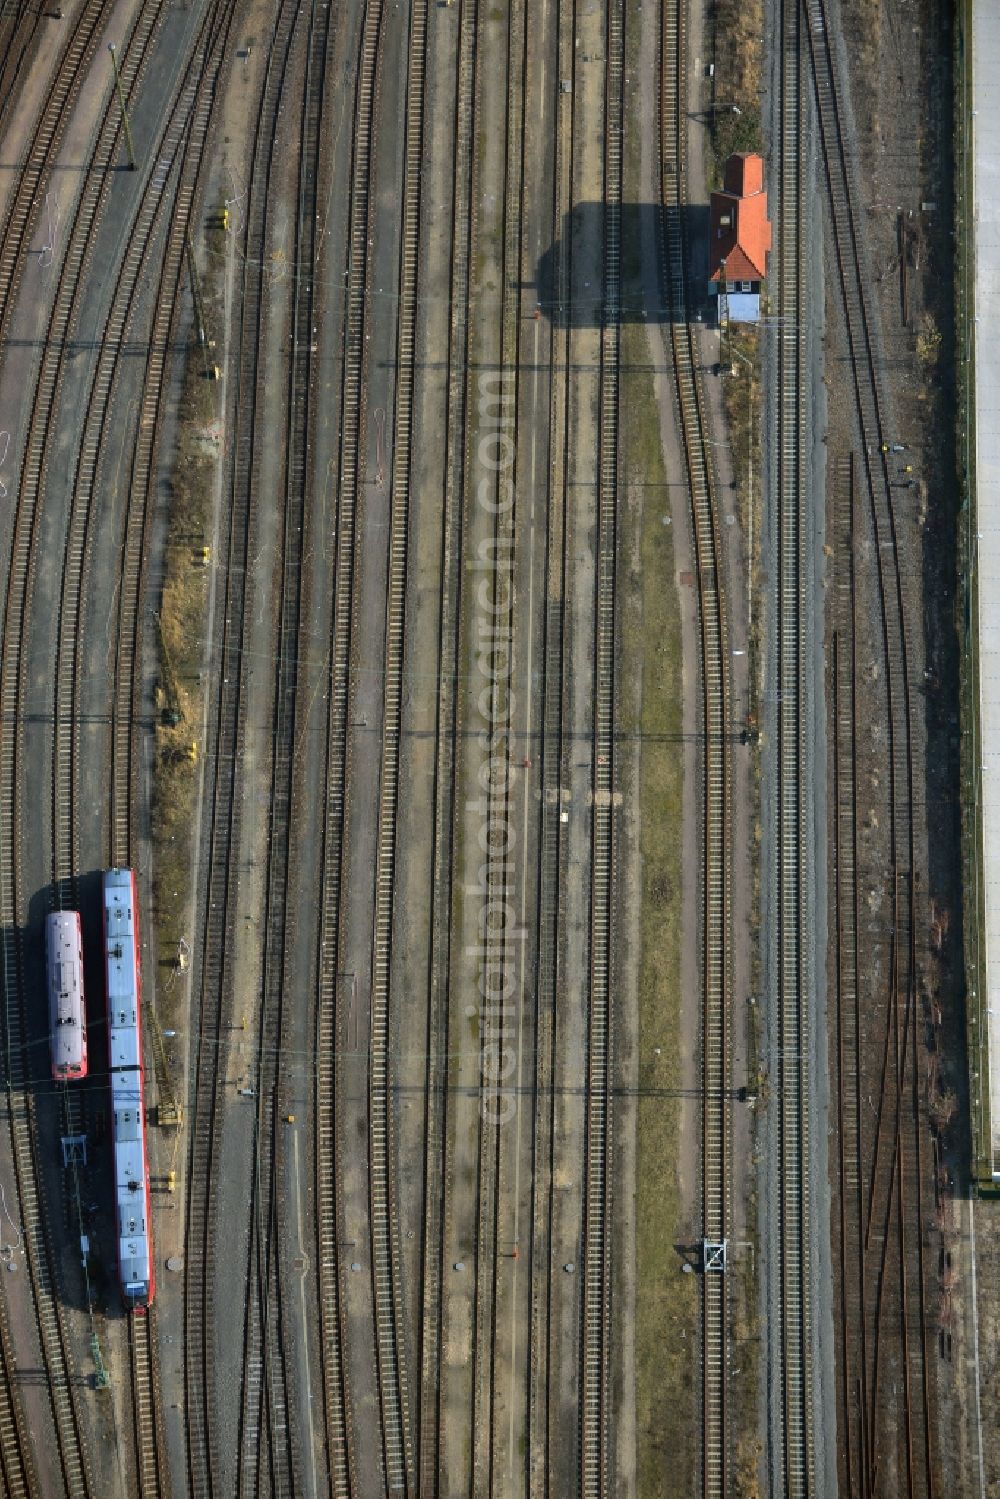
708,152,772,324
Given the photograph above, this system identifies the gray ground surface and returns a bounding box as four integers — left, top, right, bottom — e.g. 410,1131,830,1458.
0,0,804,1489
0,4,222,1492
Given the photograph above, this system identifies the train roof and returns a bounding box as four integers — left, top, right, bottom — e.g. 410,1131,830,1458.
112,1085,151,1298
46,910,81,937
109,1017,141,1072
47,910,86,1074
115,1177,151,1296
104,878,136,953
105,870,140,1070
103,869,152,1302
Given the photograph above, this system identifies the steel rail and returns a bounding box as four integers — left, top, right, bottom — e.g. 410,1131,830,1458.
114,8,240,1496
50,0,232,900
772,0,812,1490
525,0,573,1480
130,1308,168,1499
0,9,177,1495
11,0,167,927
414,0,480,1480
0,1280,35,1496
0,0,107,342
312,0,409,1483
322,0,423,1485
470,0,528,1484
659,0,732,1491
0,481,94,1497
238,0,335,1489
112,0,242,866
182,3,302,1490
805,0,934,1489
318,0,415,1484
310,0,422,1492
310,26,362,1451
832,452,871,1497
38,4,236,1491
579,0,623,1493
363,0,430,1481
0,0,40,134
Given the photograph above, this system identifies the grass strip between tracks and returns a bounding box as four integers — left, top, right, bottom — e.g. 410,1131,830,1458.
705,0,763,186
151,217,226,1007
618,317,697,1497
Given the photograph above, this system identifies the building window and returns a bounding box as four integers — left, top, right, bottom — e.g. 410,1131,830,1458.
741,281,752,293
726,281,736,293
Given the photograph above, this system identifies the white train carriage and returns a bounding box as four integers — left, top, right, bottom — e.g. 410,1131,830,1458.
46,911,87,1080
104,868,155,1308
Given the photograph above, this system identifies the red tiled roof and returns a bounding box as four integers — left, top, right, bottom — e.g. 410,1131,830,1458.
709,152,772,282
724,152,763,197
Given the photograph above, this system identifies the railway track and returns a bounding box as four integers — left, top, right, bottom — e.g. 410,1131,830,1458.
311,45,359,1450
32,7,242,1497
104,9,240,1494
525,0,572,1479
362,0,431,1479
307,14,419,1497
414,0,478,1480
309,3,424,1495
0,1284,35,1496
659,0,732,1492
111,0,242,864
769,0,814,1490
0,10,189,1496
131,1308,168,1499
0,0,134,347
832,453,867,1494
237,0,338,1489
465,0,532,1483
183,3,305,1489
0,1,237,1490
50,0,234,894
0,0,41,133
832,438,930,1497
0,922,93,1499
12,1,165,914
311,0,422,1485
578,0,624,1493
308,10,425,1487
807,0,935,1483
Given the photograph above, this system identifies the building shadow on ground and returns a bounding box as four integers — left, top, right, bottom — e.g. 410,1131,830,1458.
533,202,711,327
1,874,129,1326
